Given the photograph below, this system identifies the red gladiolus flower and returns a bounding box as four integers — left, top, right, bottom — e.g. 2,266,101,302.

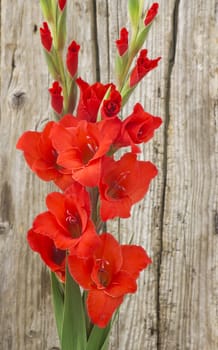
76,78,113,122
49,81,64,114
144,3,159,26
58,0,67,11
68,233,151,328
32,183,100,257
16,121,74,190
130,49,161,87
66,41,80,78
121,103,162,152
27,229,66,282
116,27,128,56
40,22,52,52
99,153,158,220
51,118,121,187
101,89,122,119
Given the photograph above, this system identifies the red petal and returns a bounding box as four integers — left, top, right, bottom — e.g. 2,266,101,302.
106,271,137,297
57,149,83,169
51,124,75,153
46,192,66,228
33,211,63,239
121,245,152,278
100,196,131,221
27,229,66,277
54,174,75,191
87,290,123,328
95,233,123,275
128,161,158,203
16,131,40,167
72,159,101,187
74,221,100,258
32,161,59,180
68,254,93,289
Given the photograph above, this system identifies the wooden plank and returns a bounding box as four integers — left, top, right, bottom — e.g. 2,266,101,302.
95,1,173,349
0,1,217,349
0,1,97,349
159,0,218,349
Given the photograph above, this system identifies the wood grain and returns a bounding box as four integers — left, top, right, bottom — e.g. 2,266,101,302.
0,1,217,349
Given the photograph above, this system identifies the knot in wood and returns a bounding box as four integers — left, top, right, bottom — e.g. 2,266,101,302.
10,91,26,110
0,222,10,235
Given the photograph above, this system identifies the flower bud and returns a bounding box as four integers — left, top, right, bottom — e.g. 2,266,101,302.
40,22,52,52
66,41,80,78
49,81,63,114
144,3,159,26
116,28,129,56
130,49,161,87
58,0,67,11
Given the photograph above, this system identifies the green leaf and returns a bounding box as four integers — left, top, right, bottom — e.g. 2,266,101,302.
61,265,87,350
51,272,65,342
86,323,111,350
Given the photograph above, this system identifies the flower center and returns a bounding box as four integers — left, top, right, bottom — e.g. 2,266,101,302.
52,246,66,265
66,210,82,238
107,171,130,199
96,259,110,287
105,101,118,116
82,136,98,164
52,149,65,171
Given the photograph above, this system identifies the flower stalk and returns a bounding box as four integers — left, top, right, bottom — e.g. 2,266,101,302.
16,1,161,349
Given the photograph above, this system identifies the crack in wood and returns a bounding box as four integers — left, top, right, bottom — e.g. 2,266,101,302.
157,0,181,348
105,0,110,81
92,0,101,82
215,212,218,235
7,48,16,89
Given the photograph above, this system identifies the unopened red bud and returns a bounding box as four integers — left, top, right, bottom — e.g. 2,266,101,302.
66,41,80,78
58,0,67,11
40,22,52,52
130,49,161,87
144,3,159,26
116,28,129,56
49,81,63,114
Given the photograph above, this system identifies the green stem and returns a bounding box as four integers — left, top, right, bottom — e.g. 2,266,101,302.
50,10,68,113
56,49,68,111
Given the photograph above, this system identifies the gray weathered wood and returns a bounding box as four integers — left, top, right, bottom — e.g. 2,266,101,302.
0,1,217,349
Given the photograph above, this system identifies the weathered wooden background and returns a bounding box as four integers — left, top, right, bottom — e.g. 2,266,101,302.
0,0,218,349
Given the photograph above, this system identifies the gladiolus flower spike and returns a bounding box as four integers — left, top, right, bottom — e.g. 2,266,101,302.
17,0,162,346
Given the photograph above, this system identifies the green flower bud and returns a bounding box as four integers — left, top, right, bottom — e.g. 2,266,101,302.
128,0,140,29
40,0,53,22
57,8,67,51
